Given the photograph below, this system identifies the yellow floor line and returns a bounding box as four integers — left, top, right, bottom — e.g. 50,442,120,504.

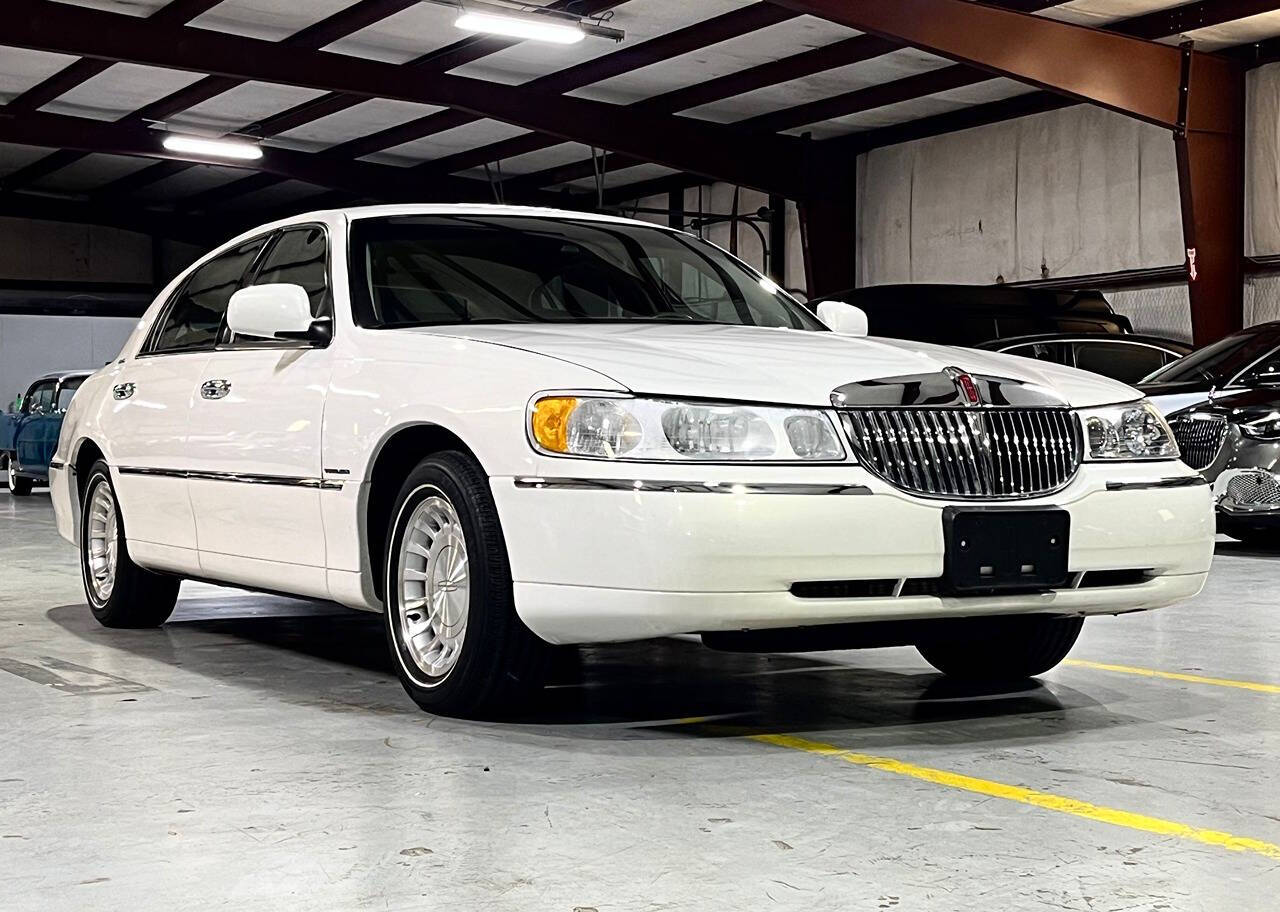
750,732,1280,861
1062,659,1280,694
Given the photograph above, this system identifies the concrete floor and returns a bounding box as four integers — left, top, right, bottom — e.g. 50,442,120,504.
2,490,1278,911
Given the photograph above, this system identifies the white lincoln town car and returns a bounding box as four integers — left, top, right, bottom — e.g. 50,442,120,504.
50,205,1214,715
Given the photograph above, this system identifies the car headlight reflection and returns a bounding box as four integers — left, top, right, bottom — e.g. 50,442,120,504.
530,395,846,462
1079,400,1178,461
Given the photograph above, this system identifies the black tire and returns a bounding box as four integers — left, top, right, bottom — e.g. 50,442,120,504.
916,615,1084,681
383,450,549,717
7,455,33,496
80,460,179,628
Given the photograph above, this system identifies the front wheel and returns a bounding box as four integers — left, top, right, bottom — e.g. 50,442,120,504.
917,615,1084,681
383,451,549,717
7,455,33,496
80,461,179,628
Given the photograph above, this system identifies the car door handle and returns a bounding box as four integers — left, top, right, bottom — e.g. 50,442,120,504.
112,383,135,400
200,379,231,400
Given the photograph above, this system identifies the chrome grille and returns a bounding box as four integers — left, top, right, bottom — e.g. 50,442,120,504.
1225,470,1280,506
838,408,1082,499
1169,414,1226,470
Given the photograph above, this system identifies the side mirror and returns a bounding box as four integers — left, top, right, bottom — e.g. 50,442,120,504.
227,284,325,343
816,300,869,337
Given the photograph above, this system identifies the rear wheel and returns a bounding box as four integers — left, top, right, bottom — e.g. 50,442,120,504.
80,460,179,628
917,615,1084,681
383,451,549,717
6,455,33,496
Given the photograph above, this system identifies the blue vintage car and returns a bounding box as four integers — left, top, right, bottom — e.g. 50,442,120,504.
2,370,92,496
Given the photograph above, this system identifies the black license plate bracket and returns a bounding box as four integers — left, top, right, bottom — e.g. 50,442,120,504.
942,507,1070,594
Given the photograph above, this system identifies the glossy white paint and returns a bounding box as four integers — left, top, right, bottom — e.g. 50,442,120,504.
51,205,1215,643
226,283,313,339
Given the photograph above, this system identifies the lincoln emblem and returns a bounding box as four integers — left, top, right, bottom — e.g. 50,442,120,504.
945,367,982,407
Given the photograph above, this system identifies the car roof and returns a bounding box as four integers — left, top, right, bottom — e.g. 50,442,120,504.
200,204,687,266
29,369,93,385
976,333,1192,352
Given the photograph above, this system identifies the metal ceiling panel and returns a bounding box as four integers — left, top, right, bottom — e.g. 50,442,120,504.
166,82,332,134
682,48,953,125
1038,1,1178,28
561,161,679,191
571,15,863,104
792,77,1037,138
211,177,329,210
189,0,360,41
274,99,447,151
456,141,597,176
49,0,170,15
37,63,207,122
1178,12,1280,50
28,152,157,192
323,3,478,64
361,119,532,167
450,1,749,86
0,48,80,102
133,163,250,202
0,142,53,177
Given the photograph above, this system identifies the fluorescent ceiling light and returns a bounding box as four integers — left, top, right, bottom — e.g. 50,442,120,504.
162,134,263,161
454,9,585,44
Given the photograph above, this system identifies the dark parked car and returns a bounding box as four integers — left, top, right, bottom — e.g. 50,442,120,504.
976,333,1190,385
1141,321,1280,416
1167,389,1280,545
1,370,90,496
811,283,1133,347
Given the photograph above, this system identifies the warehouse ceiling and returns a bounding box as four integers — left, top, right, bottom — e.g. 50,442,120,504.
2,0,1280,243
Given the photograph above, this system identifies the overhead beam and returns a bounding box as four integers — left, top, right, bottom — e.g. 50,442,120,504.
244,0,626,139
2,0,806,197
497,0,1062,194
767,0,1235,132
3,0,224,114
202,3,793,208
790,0,1280,146
778,0,1246,340
0,108,513,205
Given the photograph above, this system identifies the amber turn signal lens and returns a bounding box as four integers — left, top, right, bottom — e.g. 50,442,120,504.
531,397,578,453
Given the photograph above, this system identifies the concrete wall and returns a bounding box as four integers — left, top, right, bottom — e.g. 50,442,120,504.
0,314,137,408
0,215,201,408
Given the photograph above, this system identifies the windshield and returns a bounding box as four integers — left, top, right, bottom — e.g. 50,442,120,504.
1143,327,1280,384
348,215,824,331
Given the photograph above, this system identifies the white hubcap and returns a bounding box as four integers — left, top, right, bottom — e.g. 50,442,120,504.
396,494,469,680
86,482,119,602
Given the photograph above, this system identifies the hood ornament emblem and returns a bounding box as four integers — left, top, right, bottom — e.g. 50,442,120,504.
944,366,982,407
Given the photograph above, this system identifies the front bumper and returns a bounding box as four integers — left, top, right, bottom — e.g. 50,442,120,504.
1213,468,1280,526
492,462,1214,644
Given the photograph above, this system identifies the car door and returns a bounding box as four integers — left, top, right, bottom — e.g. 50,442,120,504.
13,379,55,474
104,236,270,572
185,225,333,597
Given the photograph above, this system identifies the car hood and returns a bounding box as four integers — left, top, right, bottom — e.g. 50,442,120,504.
415,323,1142,408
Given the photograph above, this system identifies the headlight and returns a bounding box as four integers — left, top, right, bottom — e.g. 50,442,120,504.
1079,400,1178,461
529,395,846,462
1240,411,1280,440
